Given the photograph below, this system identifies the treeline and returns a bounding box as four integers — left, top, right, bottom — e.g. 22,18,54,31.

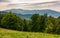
0,12,60,34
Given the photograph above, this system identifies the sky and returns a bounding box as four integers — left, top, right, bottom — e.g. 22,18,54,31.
0,0,60,11
0,0,57,3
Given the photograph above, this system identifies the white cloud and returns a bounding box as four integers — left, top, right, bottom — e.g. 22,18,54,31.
10,0,58,3
0,0,60,11
0,0,58,3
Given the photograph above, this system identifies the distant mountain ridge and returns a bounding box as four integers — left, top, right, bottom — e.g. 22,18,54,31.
0,9,60,19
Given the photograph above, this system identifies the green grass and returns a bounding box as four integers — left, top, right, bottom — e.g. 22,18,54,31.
0,28,60,38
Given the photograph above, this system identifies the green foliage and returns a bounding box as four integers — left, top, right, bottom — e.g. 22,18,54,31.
23,19,28,31
31,14,40,32
55,16,60,34
0,11,60,35
45,20,54,33
0,14,4,27
1,12,23,31
39,14,48,32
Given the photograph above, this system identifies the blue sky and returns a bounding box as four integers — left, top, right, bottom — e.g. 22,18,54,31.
0,0,60,11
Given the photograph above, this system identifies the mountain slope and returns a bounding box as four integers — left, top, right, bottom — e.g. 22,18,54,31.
0,9,60,19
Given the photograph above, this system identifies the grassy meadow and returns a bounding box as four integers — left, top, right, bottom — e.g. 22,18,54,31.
0,28,60,38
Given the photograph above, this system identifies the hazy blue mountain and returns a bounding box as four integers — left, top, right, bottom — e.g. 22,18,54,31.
0,11,8,14
0,9,60,19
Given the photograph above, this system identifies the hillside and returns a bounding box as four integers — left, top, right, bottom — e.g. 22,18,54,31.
0,28,60,38
0,9,60,19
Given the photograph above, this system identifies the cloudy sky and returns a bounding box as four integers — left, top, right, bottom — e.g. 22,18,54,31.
0,0,57,3
0,0,60,11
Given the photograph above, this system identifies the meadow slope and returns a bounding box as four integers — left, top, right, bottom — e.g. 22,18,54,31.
0,28,60,38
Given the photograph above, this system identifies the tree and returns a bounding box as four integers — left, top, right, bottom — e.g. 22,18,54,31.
31,14,40,32
0,14,4,27
39,14,48,32
23,19,28,31
55,16,60,34
48,16,56,33
45,20,54,33
1,12,23,31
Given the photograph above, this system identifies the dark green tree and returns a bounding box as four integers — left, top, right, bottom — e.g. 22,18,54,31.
1,12,23,31
55,16,60,34
31,14,40,32
0,14,4,27
23,19,28,31
39,14,48,32
45,20,54,33
48,16,56,33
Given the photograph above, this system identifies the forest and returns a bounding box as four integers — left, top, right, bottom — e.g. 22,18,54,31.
0,11,60,34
